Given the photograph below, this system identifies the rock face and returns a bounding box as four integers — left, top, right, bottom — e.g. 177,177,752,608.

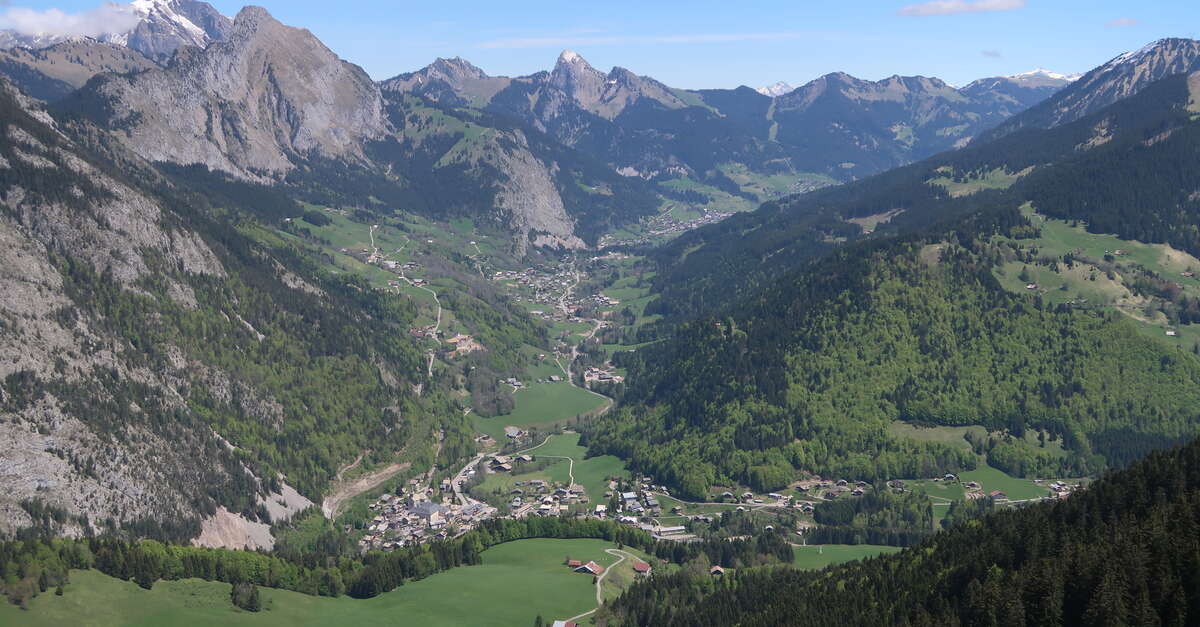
125,0,233,61
74,6,388,178
980,38,1200,141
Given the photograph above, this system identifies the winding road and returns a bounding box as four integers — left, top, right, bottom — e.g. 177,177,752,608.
562,548,637,623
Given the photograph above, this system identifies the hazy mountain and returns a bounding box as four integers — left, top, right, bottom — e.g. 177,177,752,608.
0,0,231,62
0,39,159,103
979,37,1200,141
386,50,1065,184
755,81,795,97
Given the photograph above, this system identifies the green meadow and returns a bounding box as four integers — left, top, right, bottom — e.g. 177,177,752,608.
792,545,902,571
473,383,608,441
1,539,620,627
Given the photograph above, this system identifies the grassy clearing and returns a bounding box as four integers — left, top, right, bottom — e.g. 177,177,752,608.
473,384,608,441
928,167,1028,197
524,433,630,500
959,465,1052,501
3,539,619,627
792,545,902,571
887,421,985,452
995,205,1200,346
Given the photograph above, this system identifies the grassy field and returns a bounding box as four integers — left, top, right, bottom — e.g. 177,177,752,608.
792,545,902,571
959,465,1053,501
994,205,1200,347
2,539,621,627
524,433,630,501
473,384,608,441
887,421,986,452
927,166,1028,197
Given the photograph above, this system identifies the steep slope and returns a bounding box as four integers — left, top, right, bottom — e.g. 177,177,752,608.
980,37,1200,141
585,71,1200,499
604,436,1200,626
0,39,158,103
0,79,457,544
62,6,387,179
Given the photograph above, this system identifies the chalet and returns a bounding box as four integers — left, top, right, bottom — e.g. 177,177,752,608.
632,561,652,575
576,561,605,575
566,559,583,568
710,565,725,576
551,621,577,627
989,490,1008,499
503,426,525,439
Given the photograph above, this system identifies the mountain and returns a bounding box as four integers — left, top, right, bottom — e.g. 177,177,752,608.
603,436,1200,625
386,50,1066,186
47,9,656,250
979,37,1200,141
585,69,1200,499
0,75,467,544
62,6,386,179
1005,67,1081,86
0,0,231,62
0,39,159,103
755,81,795,97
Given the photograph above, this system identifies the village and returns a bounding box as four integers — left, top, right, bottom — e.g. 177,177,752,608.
599,206,735,248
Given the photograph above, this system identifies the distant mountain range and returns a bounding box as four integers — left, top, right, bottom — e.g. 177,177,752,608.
0,0,229,61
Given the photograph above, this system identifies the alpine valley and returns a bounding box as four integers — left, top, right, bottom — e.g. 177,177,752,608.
2,2,1200,626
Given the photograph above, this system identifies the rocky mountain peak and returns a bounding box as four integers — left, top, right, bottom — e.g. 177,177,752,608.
429,56,489,81
74,3,387,178
980,37,1200,141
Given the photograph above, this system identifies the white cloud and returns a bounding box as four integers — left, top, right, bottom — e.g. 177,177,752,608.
478,32,805,50
0,3,140,39
898,0,1026,17
1105,17,1139,27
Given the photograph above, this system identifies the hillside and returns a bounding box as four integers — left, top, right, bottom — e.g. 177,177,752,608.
0,77,475,543
584,70,1200,499
602,435,1200,626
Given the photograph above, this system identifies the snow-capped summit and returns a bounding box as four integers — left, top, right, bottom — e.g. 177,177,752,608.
1008,68,1082,82
559,49,585,64
0,0,230,61
756,81,796,97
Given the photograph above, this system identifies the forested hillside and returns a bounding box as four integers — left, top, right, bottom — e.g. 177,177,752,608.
0,78,482,539
585,71,1200,499
602,436,1200,626
645,70,1199,318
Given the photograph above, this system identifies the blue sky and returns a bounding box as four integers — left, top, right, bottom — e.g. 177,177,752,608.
8,0,1200,88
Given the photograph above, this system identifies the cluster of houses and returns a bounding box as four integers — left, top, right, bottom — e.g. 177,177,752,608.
563,556,653,577
506,478,591,518
358,490,496,552
584,367,624,384
598,206,734,248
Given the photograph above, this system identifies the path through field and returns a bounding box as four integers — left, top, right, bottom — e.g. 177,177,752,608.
563,548,636,623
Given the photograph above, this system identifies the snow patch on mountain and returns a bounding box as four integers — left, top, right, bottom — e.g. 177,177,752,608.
756,81,795,97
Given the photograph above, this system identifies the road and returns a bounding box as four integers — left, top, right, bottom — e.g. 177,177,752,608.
450,452,488,507
562,548,636,623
